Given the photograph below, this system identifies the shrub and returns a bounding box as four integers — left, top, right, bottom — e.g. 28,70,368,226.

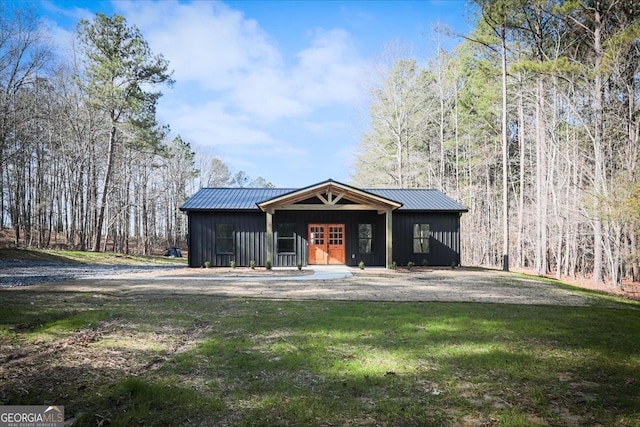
390,261,397,270
204,261,211,268
266,260,272,271
249,260,256,269
230,260,236,269
358,260,365,270
407,261,414,270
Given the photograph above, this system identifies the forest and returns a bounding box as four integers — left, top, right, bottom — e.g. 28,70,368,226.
0,8,269,255
352,0,640,286
1,1,639,286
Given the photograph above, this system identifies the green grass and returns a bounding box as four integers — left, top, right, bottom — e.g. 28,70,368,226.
0,248,187,265
74,377,224,426
1,289,639,426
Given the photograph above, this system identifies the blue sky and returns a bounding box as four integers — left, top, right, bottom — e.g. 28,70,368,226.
24,0,474,187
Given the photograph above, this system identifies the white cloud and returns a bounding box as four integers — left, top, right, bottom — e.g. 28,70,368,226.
42,18,75,58
292,28,364,106
159,100,307,156
300,118,351,136
163,101,273,147
115,1,282,91
115,0,365,122
231,67,308,120
40,1,94,60
41,1,94,22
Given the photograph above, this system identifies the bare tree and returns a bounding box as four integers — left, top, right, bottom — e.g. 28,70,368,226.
0,5,51,235
76,13,172,252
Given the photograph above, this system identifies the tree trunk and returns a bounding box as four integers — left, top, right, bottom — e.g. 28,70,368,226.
516,77,525,268
591,2,604,283
500,25,509,271
142,177,149,256
631,233,639,282
535,74,548,276
92,122,117,252
0,151,3,229
439,83,446,190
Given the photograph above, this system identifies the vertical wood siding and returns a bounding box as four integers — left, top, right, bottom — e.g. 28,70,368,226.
187,211,266,267
392,212,461,267
187,210,461,267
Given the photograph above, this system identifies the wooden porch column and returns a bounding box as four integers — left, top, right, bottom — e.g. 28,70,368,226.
266,210,273,265
385,208,393,269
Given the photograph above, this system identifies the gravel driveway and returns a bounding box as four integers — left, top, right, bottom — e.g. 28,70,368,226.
1,261,598,307
0,259,179,288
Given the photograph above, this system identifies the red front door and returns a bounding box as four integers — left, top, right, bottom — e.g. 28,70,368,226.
308,224,345,265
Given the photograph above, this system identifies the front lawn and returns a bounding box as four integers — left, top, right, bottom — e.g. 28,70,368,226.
0,248,187,265
1,286,638,426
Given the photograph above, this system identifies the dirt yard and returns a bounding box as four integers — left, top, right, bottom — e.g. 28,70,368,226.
11,266,605,307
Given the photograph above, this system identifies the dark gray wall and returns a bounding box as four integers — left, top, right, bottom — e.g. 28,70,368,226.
187,210,462,267
392,212,462,267
187,211,266,267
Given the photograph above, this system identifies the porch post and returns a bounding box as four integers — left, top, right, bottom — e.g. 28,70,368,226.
266,210,273,265
385,208,393,268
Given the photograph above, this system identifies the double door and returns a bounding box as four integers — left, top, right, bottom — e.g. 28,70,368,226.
308,224,345,265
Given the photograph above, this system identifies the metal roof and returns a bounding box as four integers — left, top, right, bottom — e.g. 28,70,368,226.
366,189,467,211
180,188,292,211
180,186,467,212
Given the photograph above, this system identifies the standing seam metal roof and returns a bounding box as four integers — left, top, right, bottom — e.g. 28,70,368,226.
367,189,467,211
180,187,467,212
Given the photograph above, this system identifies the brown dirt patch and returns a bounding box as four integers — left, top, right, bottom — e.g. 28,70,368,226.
0,314,213,414
510,266,640,301
9,266,605,307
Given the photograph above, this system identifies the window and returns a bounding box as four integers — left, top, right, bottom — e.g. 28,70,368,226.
358,224,374,254
413,223,430,253
277,223,296,253
215,224,234,254
309,225,324,244
328,225,343,245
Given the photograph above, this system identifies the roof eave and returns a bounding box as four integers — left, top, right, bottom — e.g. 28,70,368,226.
179,207,260,212
398,208,469,213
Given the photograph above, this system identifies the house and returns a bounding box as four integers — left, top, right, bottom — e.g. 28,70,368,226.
179,179,468,268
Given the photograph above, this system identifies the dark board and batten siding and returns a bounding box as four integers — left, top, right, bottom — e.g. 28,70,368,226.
187,211,266,268
188,209,461,268
187,210,389,267
392,212,462,267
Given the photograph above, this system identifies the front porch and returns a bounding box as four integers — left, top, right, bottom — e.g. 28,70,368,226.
258,180,401,268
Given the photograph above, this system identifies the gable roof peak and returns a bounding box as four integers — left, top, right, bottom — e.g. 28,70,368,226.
256,178,403,213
